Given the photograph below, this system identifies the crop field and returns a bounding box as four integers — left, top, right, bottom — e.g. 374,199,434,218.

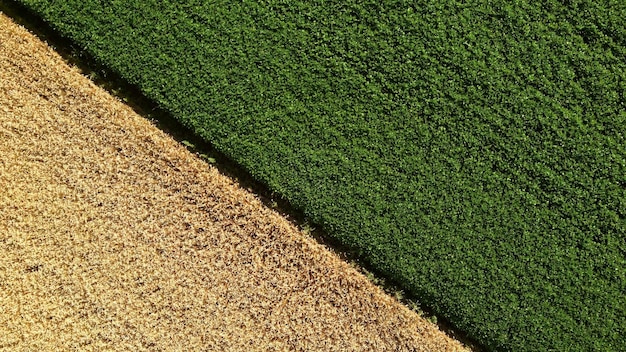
6,0,625,350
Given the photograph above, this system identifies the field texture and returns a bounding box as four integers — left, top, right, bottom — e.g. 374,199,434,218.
8,0,626,350
0,13,466,351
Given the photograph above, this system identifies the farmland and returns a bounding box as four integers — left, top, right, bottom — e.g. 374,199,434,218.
6,0,626,350
0,12,468,350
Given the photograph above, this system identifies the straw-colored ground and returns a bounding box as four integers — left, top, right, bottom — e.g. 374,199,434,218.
0,13,468,351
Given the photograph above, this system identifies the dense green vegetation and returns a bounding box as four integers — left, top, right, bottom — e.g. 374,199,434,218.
10,0,626,350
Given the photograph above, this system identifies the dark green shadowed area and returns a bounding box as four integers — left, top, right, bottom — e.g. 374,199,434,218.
8,0,626,350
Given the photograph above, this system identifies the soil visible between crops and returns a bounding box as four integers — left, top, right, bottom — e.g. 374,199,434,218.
0,13,467,351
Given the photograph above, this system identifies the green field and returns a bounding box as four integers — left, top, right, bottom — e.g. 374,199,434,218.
7,0,626,350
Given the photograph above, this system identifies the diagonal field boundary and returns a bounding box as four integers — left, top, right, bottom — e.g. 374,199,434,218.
4,1,625,350
0,13,468,351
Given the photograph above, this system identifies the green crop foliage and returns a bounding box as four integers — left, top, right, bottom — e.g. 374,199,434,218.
10,0,626,350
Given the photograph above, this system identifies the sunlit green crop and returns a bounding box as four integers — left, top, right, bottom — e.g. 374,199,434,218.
11,0,626,350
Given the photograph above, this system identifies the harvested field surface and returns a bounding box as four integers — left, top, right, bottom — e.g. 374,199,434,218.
0,13,468,351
